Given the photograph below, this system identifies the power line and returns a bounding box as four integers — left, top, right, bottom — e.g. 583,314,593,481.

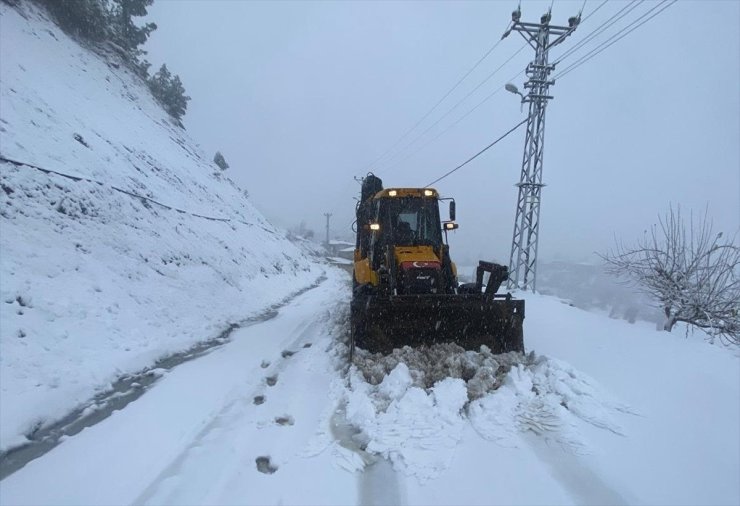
554,0,643,65
580,0,608,23
362,0,623,185
385,67,526,172
559,0,675,76
377,42,529,171
377,0,609,172
362,26,512,172
425,118,527,188
555,0,676,80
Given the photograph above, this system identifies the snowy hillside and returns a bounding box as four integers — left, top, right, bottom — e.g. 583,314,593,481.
0,2,323,452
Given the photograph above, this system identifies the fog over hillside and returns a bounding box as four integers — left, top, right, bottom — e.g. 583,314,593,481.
536,261,664,326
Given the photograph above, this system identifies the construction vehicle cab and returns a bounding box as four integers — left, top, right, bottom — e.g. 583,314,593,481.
358,188,457,296
351,174,525,359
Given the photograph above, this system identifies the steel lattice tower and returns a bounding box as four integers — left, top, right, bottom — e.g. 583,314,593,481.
504,8,579,291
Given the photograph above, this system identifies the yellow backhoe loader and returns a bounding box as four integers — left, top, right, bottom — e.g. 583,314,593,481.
350,174,525,359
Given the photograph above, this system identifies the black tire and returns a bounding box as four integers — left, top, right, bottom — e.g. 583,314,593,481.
350,290,368,362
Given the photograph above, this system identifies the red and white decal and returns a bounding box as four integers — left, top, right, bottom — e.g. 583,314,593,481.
400,261,441,270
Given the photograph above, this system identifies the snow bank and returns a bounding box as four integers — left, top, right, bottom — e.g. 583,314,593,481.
468,355,632,451
341,342,633,483
0,2,323,450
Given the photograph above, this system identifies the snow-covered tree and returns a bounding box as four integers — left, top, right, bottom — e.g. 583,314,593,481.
37,0,156,57
39,0,110,41
163,74,189,119
148,64,190,121
602,206,739,345
109,0,157,52
148,63,171,94
213,151,230,171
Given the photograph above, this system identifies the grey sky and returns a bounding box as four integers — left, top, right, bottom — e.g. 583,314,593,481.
144,0,739,265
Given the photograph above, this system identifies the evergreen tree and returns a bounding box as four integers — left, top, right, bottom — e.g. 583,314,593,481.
213,151,230,171
110,0,157,52
37,0,156,61
35,0,190,123
148,64,190,121
40,0,110,41
165,74,190,119
149,63,171,100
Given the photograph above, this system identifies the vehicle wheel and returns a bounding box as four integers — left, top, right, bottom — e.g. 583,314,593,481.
350,296,366,363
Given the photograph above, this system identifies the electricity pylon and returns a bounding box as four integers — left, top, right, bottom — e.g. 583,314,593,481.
504,7,580,291
324,212,332,247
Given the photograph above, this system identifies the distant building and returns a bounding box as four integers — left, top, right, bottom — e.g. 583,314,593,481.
337,246,355,261
325,239,354,258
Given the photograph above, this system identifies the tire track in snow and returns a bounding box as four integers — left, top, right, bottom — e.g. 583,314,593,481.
330,401,407,506
0,274,326,481
360,458,406,506
524,433,630,506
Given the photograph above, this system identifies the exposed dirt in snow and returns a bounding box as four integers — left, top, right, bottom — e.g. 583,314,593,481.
337,328,636,483
255,456,278,475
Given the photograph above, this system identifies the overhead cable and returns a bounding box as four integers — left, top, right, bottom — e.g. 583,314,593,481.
362,26,511,172
379,1,610,171
554,0,643,65
555,0,677,80
378,43,528,171
425,118,527,188
386,67,526,172
580,0,608,23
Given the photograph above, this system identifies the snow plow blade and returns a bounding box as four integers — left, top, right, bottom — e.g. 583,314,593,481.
351,294,524,355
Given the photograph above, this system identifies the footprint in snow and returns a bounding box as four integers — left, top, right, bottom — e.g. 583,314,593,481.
281,350,295,358
265,375,278,387
303,343,312,348
274,415,294,426
255,456,278,474
260,360,270,369
253,395,265,405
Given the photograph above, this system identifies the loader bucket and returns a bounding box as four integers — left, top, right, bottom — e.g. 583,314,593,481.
351,294,524,355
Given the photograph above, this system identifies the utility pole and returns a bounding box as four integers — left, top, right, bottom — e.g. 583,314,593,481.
323,212,332,248
503,6,580,291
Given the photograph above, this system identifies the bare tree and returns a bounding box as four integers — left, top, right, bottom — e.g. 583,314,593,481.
602,206,739,345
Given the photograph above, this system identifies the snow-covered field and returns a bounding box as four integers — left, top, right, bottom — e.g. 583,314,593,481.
0,2,323,452
1,2,738,505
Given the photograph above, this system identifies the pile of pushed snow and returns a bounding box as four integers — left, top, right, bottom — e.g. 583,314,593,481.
340,343,633,482
353,343,522,399
0,2,324,451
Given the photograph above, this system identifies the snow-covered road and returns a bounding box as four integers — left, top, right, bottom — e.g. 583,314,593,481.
1,268,738,506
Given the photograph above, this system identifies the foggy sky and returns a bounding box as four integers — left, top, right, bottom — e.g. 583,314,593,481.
144,0,739,266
